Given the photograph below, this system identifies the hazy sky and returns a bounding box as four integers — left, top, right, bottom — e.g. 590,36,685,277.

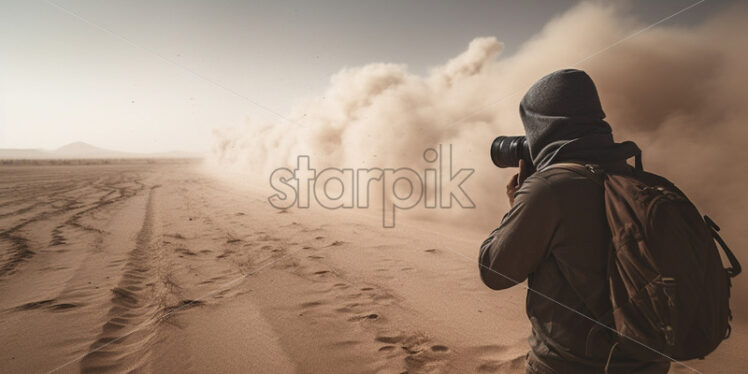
0,0,730,153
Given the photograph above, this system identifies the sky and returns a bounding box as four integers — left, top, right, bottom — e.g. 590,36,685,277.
0,0,731,153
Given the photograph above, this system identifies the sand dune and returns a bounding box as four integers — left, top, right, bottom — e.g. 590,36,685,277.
0,162,744,373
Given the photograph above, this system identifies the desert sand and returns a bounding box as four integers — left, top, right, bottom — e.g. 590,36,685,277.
0,161,744,373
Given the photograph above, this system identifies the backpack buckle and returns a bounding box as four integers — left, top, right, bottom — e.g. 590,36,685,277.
585,164,602,175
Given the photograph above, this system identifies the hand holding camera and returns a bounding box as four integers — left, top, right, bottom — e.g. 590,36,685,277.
491,136,533,206
506,159,529,206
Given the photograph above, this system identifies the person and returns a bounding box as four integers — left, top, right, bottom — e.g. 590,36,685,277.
478,69,670,373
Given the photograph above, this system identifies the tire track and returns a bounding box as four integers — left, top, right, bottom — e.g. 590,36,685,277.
0,174,146,277
79,184,161,373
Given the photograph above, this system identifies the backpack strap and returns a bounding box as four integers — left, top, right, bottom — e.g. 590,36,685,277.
547,140,644,172
538,162,614,321
704,215,742,278
619,140,644,171
543,162,605,186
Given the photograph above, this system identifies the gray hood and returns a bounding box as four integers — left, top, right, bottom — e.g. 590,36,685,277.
519,69,639,170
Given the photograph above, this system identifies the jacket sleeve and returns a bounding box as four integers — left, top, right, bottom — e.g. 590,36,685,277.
479,174,561,290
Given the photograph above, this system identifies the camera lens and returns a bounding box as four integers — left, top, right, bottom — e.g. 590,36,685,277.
490,136,528,168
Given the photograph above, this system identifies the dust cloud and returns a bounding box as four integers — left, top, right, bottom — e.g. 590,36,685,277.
210,3,748,304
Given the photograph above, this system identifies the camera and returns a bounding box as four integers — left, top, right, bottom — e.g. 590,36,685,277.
490,136,532,168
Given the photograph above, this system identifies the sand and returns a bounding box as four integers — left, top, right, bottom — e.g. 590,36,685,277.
0,161,744,373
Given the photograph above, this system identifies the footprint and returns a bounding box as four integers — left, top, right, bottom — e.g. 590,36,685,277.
175,247,196,256
348,313,379,321
375,332,404,344
16,299,55,311
300,301,323,308
335,305,357,313
430,345,449,353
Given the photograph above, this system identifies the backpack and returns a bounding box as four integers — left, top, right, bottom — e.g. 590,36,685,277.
550,143,741,362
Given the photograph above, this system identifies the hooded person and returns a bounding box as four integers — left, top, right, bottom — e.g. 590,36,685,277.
520,68,640,171
478,69,670,374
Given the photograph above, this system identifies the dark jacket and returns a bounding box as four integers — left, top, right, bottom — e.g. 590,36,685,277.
479,165,669,373
479,69,670,373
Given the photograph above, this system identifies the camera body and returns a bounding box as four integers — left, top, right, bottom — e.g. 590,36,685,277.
490,136,532,168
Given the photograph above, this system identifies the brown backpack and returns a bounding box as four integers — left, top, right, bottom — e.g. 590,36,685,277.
552,146,741,362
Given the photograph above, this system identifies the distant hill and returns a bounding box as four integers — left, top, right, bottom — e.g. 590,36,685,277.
0,142,202,160
53,141,131,158
52,142,130,158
